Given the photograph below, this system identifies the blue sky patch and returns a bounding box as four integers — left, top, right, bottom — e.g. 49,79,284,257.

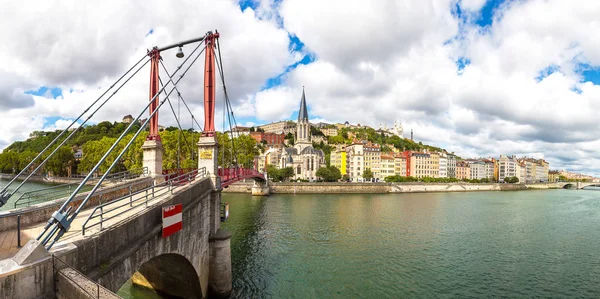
456,57,471,73
288,34,305,51
476,0,506,27
536,65,559,82
582,67,600,85
238,0,258,11
25,86,63,99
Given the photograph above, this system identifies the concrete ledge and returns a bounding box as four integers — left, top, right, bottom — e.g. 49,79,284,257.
210,229,232,241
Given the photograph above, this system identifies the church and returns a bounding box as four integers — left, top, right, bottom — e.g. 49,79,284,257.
261,88,325,181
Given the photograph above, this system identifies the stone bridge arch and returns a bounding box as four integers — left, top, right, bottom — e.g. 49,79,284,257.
0,177,232,299
131,253,202,298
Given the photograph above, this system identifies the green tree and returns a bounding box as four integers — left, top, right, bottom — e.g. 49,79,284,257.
45,146,74,176
236,135,259,168
0,151,19,174
363,168,373,180
79,137,122,174
18,150,38,172
317,165,341,182
266,164,282,182
285,132,295,146
280,167,294,181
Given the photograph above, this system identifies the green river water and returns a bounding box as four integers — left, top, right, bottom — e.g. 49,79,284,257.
113,189,600,298
0,179,60,211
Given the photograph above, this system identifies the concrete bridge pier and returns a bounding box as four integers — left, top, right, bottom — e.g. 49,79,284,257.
251,180,270,196
198,135,233,297
142,138,164,184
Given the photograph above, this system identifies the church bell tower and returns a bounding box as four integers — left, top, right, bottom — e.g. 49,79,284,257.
295,87,311,152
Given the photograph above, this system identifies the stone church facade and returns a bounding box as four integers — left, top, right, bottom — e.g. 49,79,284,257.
261,88,325,181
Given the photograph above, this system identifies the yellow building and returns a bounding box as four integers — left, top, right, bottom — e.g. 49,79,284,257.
429,151,440,178
378,155,395,180
331,150,347,175
394,155,407,177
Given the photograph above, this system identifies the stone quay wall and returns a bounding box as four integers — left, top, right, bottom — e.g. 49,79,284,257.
222,181,548,194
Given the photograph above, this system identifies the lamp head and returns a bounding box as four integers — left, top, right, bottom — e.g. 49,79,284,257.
176,46,184,58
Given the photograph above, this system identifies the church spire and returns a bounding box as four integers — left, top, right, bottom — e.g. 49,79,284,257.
298,86,308,122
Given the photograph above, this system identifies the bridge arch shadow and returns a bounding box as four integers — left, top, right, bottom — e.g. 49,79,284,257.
130,253,202,298
563,183,576,189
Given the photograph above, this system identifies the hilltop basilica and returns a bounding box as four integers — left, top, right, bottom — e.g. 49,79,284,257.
260,89,325,181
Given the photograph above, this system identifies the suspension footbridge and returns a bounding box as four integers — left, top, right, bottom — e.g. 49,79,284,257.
0,30,267,298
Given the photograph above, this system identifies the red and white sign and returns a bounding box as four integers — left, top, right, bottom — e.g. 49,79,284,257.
162,204,182,238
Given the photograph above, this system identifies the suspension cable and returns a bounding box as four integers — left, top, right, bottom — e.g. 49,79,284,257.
215,38,239,166
159,61,203,131
39,38,208,249
158,76,196,168
0,54,150,206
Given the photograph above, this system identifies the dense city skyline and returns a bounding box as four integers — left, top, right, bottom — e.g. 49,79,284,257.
1,0,600,175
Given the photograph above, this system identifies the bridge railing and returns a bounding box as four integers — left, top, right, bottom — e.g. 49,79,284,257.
218,167,263,183
13,167,148,209
81,167,206,235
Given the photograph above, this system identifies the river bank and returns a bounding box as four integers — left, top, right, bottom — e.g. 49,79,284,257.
222,181,563,194
0,173,83,185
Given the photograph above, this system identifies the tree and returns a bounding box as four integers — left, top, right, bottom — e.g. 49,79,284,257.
316,165,342,182
342,174,350,181
363,168,373,180
285,132,295,146
280,167,294,181
266,164,282,182
45,146,74,176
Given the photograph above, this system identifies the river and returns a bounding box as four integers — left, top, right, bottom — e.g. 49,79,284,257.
119,189,600,298
0,179,59,211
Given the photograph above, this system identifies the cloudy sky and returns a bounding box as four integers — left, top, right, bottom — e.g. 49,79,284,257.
1,0,600,175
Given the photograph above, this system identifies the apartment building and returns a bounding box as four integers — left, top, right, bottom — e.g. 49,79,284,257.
346,142,364,181
439,153,448,178
498,155,518,182
331,145,347,175
467,160,487,180
259,120,296,134
394,154,407,177
410,152,431,178
379,155,396,180
364,141,381,179
456,161,471,180
447,154,457,178
429,151,440,178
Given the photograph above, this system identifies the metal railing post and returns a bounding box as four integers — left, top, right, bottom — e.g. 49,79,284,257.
99,206,103,231
129,186,133,207
17,215,21,248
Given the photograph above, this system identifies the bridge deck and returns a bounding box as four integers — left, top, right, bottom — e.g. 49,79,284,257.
0,183,189,260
